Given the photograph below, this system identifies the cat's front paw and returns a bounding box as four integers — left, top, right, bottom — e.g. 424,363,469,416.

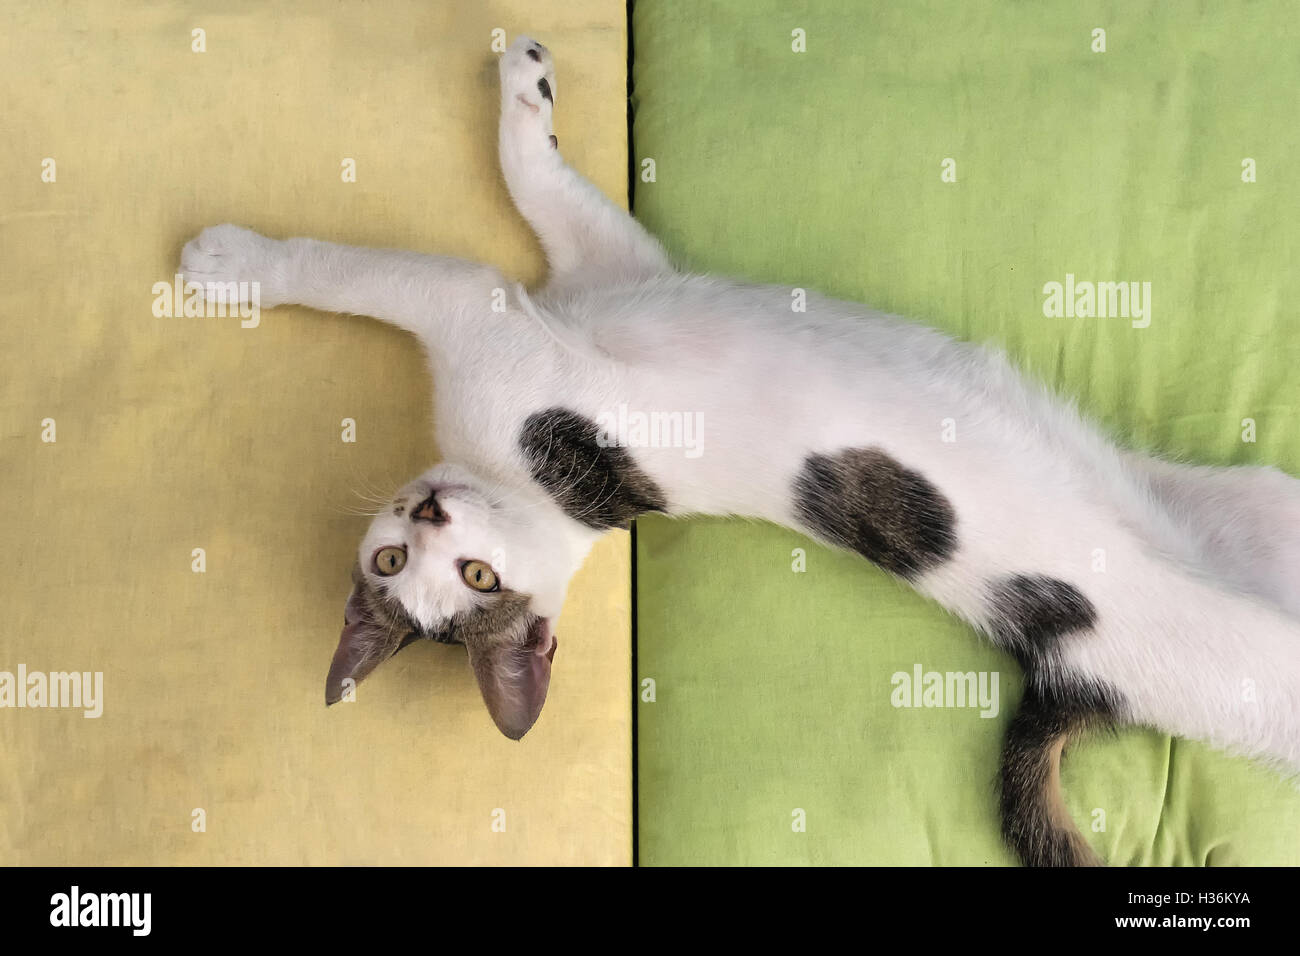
180,224,289,308
499,35,557,150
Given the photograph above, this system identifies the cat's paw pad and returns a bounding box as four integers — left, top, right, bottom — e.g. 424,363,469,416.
180,224,287,307
500,35,556,124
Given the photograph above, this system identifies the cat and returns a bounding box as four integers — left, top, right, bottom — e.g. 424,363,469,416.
179,35,1300,867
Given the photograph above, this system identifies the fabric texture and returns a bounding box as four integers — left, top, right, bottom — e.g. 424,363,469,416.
631,0,1300,864
0,1,631,865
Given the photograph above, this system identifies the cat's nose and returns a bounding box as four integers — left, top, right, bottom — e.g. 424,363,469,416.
410,490,449,525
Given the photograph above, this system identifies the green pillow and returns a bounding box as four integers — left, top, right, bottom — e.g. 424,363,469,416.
632,0,1300,864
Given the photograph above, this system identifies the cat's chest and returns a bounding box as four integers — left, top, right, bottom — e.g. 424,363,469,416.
430,347,806,523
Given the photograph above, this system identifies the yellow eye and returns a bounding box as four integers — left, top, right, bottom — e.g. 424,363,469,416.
460,560,498,592
373,546,407,576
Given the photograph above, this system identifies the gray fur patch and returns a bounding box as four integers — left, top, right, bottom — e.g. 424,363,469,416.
350,567,453,646
518,408,668,530
442,591,534,647
792,448,957,579
353,565,533,649
988,575,1097,666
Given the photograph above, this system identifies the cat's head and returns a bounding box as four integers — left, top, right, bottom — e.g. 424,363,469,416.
324,462,590,739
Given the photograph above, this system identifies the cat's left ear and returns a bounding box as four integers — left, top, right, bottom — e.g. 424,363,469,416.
466,616,557,740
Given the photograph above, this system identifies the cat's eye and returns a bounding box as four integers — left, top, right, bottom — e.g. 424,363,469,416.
373,546,407,577
460,560,499,593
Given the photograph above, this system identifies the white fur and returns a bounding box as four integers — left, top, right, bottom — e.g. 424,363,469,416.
181,36,1300,772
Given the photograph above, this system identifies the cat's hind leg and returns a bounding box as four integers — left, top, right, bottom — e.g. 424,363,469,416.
1122,455,1300,619
497,36,674,288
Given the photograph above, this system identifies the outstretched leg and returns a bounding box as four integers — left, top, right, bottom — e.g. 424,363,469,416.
1123,454,1300,618
498,36,674,288
179,224,504,340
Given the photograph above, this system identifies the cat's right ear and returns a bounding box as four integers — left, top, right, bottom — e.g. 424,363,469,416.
324,585,411,704
465,616,557,740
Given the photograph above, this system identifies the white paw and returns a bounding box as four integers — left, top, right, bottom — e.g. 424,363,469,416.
180,224,288,307
499,35,558,150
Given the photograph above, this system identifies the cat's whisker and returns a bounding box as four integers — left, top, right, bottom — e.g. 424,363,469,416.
328,502,391,518
337,453,402,507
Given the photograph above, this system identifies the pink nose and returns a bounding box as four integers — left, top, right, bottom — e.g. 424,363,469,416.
411,491,448,525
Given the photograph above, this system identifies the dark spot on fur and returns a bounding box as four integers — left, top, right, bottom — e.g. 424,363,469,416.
393,505,405,516
988,575,1097,667
793,448,956,579
1000,678,1122,867
538,77,552,103
549,134,558,149
519,408,668,530
526,46,541,62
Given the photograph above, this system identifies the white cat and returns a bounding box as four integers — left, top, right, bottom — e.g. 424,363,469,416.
180,36,1300,866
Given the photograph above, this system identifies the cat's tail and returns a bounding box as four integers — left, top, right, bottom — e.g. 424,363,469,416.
992,554,1300,867
998,680,1111,867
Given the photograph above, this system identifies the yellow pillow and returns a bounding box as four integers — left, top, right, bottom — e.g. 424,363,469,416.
0,1,631,864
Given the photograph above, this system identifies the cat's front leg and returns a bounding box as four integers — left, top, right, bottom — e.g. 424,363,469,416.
497,35,673,286
180,224,503,338
180,223,294,308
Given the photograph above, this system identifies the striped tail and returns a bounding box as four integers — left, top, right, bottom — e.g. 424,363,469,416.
999,679,1118,866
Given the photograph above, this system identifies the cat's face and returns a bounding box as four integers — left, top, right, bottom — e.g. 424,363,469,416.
325,462,581,739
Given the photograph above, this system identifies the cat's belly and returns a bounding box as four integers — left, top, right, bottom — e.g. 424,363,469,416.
608,318,1126,588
